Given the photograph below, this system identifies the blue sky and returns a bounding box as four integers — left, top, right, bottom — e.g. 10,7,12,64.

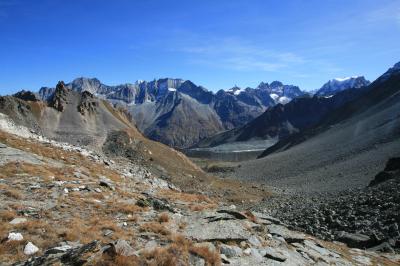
0,0,399,95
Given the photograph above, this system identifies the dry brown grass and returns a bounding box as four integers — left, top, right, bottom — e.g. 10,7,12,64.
189,203,218,212
0,131,123,184
0,210,17,222
126,215,139,223
140,234,221,266
190,245,221,266
178,221,187,231
157,212,169,223
112,203,146,215
140,222,171,236
2,186,23,200
94,255,139,266
145,245,183,265
113,255,139,266
14,219,52,235
244,210,258,223
0,240,27,264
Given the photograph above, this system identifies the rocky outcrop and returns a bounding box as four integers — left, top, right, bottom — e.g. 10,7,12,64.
49,81,69,112
77,91,98,115
13,90,40,102
14,241,98,266
36,77,306,148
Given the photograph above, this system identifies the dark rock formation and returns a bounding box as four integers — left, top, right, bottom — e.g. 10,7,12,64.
49,81,69,112
77,91,98,115
13,90,40,102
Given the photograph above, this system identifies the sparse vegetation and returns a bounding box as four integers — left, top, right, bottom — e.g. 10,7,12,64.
140,222,171,236
157,212,169,223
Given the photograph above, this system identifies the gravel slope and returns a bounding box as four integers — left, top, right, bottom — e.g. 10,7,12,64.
229,85,400,192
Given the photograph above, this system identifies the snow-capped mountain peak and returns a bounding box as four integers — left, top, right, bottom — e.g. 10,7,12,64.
333,76,361,82
315,76,370,97
227,86,244,95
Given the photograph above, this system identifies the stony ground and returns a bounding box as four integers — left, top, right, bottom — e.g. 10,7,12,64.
1,130,400,265
252,158,400,255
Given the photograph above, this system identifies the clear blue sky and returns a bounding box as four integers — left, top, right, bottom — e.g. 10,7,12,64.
0,0,399,95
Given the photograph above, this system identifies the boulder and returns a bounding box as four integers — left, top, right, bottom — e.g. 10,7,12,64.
99,176,115,191
103,239,135,257
336,231,375,248
185,220,251,242
189,253,205,266
368,242,395,253
248,235,262,247
219,243,243,258
24,242,39,255
263,247,287,262
7,232,23,241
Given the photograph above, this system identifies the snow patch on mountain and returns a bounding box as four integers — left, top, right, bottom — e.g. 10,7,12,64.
270,93,279,101
227,86,244,95
278,96,290,104
315,76,370,97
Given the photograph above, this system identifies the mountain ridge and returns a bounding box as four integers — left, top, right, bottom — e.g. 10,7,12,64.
36,77,307,148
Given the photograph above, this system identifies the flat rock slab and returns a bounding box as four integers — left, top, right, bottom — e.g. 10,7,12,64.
0,145,43,166
266,224,306,243
263,247,287,262
336,231,374,248
184,219,251,242
9,217,27,225
252,211,282,225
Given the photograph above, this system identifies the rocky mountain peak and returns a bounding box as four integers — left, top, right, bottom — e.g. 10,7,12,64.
315,76,370,97
227,86,244,95
257,82,269,90
68,77,103,94
270,81,284,88
379,61,400,81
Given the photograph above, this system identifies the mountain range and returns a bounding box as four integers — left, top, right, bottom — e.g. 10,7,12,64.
34,76,372,149
37,78,309,148
195,77,370,149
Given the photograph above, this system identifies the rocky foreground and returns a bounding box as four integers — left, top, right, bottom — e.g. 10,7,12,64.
0,129,399,265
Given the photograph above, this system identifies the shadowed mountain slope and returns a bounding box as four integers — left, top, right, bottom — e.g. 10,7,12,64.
228,62,400,192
